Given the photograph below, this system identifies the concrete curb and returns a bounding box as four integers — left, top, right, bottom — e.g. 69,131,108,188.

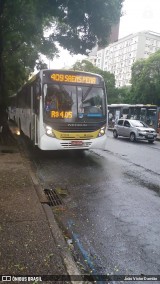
42,204,82,284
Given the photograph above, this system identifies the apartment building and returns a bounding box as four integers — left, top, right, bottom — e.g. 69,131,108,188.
95,31,160,87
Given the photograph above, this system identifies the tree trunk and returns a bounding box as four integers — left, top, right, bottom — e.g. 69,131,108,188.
0,0,5,103
0,0,8,135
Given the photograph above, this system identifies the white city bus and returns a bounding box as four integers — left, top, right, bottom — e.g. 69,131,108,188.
9,69,107,150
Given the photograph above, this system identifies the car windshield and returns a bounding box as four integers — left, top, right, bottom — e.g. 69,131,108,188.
130,120,148,127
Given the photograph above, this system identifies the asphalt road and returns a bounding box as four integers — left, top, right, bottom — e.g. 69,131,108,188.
30,131,160,283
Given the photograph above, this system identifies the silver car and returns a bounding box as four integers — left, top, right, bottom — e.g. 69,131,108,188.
113,119,157,143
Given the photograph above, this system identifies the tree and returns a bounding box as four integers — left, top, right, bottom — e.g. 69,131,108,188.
0,0,58,101
0,0,123,141
72,59,98,73
115,85,132,103
72,59,118,104
131,51,160,105
0,0,123,103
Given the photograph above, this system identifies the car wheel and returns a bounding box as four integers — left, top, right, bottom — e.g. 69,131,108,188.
113,130,118,138
130,132,136,142
148,140,154,144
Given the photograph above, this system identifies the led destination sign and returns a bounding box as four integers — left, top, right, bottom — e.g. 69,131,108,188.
50,73,98,84
51,110,73,119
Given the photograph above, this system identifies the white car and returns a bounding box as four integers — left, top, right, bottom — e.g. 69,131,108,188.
113,119,157,143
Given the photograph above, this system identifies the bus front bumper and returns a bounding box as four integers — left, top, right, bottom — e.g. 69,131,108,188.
39,134,107,151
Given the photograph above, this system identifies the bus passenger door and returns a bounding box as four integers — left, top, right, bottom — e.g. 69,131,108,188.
32,81,41,145
30,86,34,142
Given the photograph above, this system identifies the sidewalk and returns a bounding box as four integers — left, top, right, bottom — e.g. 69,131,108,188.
0,125,81,282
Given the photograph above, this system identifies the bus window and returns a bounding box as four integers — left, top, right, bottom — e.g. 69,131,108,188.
78,87,105,118
43,84,74,119
140,108,146,122
26,86,31,108
146,108,157,127
33,80,41,114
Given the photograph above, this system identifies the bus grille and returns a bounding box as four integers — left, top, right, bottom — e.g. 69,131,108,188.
52,121,106,133
58,127,96,133
60,141,92,149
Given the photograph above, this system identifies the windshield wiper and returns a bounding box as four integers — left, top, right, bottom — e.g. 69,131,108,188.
82,85,93,102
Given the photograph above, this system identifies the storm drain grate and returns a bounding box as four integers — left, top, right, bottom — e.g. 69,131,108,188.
44,188,63,207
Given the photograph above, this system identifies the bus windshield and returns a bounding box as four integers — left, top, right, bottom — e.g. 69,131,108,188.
43,84,106,122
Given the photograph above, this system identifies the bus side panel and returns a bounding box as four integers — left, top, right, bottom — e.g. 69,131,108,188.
158,108,160,134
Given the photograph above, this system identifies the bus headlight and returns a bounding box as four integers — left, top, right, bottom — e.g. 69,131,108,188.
44,125,55,137
98,126,106,137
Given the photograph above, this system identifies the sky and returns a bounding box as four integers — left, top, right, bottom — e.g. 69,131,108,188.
48,0,160,69
47,49,86,70
119,0,160,38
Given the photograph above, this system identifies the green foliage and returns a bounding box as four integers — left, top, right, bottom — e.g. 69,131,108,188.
54,0,123,52
72,60,98,72
72,59,118,103
131,51,160,105
115,86,132,103
0,0,123,104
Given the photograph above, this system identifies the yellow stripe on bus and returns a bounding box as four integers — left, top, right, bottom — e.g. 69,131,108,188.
53,129,99,140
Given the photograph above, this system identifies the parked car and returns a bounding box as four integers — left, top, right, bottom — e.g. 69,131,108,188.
113,119,157,143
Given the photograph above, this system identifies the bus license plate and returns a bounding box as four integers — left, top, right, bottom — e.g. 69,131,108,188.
71,141,83,146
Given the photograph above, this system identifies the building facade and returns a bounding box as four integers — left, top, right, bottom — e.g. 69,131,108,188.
95,31,160,87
